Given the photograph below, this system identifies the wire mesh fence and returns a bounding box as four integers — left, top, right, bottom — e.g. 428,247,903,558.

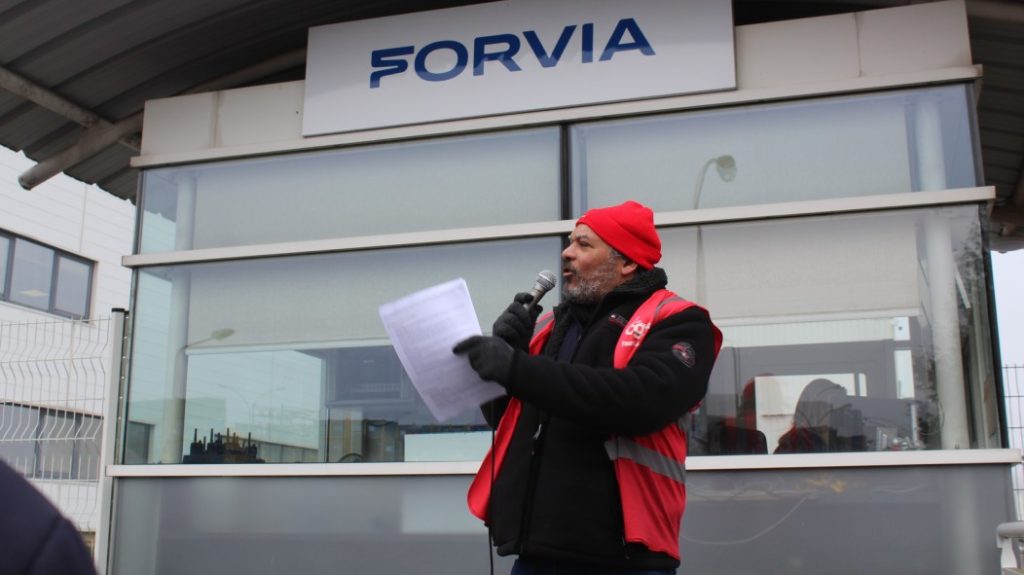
0,315,113,532
1004,364,1024,520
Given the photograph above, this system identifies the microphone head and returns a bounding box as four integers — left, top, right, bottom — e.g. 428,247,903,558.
536,270,557,292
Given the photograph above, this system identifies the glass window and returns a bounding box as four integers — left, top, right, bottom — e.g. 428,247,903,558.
0,404,101,480
570,85,978,214
54,256,92,319
0,234,9,298
138,128,562,253
124,237,561,464
665,206,997,454
0,232,94,319
0,403,40,473
9,238,54,311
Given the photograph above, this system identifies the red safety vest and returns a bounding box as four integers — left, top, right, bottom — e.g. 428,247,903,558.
467,289,722,560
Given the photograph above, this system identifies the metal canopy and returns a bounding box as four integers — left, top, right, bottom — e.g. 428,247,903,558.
1,0,1022,249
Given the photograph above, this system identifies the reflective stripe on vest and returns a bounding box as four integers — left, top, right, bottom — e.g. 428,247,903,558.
605,435,686,483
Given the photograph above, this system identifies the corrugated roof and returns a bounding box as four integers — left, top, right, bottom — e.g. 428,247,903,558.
1,0,1021,248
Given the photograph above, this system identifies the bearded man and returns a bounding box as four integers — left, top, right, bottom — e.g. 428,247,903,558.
454,200,721,575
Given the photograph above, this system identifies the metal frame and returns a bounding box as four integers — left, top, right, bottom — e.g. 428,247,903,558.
96,309,129,575
122,186,995,268
103,448,1021,478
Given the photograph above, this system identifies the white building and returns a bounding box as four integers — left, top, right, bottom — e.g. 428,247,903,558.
0,148,134,539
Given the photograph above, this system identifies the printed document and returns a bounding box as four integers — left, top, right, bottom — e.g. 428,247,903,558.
379,278,505,421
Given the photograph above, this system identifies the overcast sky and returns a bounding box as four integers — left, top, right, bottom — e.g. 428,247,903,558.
993,250,1024,367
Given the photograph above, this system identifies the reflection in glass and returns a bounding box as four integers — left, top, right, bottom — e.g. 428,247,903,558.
571,85,977,215
10,238,54,310
671,206,997,455
0,235,9,296
138,128,561,253
123,238,559,464
54,256,91,318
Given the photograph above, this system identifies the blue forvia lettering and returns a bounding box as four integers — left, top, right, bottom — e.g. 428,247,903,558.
369,18,655,88
581,23,594,64
414,40,468,82
370,46,414,88
600,18,654,61
474,34,522,76
523,26,576,68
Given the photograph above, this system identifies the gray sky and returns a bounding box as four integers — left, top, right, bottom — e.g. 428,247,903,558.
993,250,1024,366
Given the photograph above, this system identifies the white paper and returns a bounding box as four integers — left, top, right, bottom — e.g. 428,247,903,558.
378,278,506,422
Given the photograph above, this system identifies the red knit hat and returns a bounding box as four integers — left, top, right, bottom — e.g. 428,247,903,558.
576,200,661,269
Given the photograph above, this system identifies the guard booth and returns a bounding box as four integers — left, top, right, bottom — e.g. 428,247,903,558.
101,1,1018,573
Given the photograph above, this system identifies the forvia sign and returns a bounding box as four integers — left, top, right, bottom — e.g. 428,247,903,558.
369,18,656,89
303,0,735,137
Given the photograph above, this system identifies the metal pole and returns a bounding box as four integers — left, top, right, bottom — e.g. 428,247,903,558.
95,309,129,574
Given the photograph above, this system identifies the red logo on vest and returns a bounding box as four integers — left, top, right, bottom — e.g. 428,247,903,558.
622,319,651,347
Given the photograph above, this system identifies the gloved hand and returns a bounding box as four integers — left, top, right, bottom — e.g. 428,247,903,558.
453,336,515,384
491,292,543,351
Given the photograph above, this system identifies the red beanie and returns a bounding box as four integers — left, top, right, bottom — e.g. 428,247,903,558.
576,200,661,269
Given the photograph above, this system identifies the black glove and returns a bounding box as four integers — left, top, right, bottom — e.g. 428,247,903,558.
453,336,515,384
491,292,543,351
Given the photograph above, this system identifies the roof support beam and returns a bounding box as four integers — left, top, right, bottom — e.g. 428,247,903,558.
18,114,143,190
0,63,142,190
0,65,103,128
6,48,308,191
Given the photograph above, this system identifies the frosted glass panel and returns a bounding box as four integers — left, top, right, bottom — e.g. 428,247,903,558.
660,210,919,318
571,85,977,214
665,206,998,455
139,128,561,252
110,466,1014,575
125,237,561,464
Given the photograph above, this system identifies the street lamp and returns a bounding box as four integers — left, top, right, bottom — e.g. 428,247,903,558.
692,154,737,209
692,155,737,305
186,328,235,348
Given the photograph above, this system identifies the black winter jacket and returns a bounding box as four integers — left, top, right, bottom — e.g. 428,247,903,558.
482,267,717,570
0,460,98,575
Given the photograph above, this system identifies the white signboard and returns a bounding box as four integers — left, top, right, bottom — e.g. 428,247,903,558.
304,0,735,136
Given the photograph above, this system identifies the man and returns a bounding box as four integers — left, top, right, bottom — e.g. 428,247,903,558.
454,200,721,574
0,459,98,575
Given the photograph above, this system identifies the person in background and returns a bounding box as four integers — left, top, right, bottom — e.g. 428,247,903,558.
774,378,855,453
0,459,98,575
454,200,722,574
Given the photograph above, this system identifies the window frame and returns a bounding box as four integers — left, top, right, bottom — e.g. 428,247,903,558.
0,229,95,319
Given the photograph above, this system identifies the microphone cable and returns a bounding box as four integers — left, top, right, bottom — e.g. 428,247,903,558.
487,424,496,575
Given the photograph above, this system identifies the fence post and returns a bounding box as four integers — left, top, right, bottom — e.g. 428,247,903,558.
95,309,129,575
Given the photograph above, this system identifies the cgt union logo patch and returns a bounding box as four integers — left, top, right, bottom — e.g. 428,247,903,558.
671,342,697,368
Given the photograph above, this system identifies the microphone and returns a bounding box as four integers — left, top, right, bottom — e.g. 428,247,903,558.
524,270,557,310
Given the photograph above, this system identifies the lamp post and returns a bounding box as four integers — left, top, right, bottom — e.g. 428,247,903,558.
692,155,737,305
692,154,737,210
185,328,235,349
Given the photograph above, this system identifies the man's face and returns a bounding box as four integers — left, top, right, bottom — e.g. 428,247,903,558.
561,224,633,304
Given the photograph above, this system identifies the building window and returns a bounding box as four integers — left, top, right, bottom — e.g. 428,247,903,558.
0,403,102,480
570,84,978,214
0,231,94,319
124,83,997,464
124,237,559,465
137,128,561,253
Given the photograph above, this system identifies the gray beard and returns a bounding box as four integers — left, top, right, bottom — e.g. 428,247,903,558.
562,257,621,304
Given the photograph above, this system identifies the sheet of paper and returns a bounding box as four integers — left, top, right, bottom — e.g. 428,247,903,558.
379,278,505,422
